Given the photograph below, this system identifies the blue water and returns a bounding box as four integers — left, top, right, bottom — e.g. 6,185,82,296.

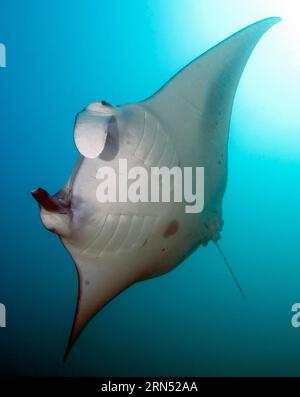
0,0,300,376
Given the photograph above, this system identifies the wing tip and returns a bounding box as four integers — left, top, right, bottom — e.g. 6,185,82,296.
226,16,281,45
63,336,77,361
251,16,281,30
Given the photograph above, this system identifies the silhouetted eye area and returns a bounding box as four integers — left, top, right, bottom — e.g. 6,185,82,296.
101,100,113,107
85,101,113,113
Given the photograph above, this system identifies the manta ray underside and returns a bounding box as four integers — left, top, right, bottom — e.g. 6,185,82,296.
32,17,280,357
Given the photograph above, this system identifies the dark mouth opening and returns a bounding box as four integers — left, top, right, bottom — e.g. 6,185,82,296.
31,188,71,213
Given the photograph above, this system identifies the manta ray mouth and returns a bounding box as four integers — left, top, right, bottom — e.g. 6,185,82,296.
31,188,71,213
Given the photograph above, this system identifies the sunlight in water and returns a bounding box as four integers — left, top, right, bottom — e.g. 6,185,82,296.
156,0,300,158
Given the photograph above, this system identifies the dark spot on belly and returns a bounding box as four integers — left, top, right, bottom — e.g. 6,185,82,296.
85,280,90,286
163,220,179,238
161,248,166,252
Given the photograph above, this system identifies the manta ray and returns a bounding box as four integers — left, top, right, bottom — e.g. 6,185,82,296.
32,17,280,357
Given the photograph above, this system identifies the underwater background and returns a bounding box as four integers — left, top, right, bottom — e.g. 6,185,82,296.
0,0,300,376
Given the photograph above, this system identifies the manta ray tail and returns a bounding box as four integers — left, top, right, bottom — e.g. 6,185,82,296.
214,241,246,299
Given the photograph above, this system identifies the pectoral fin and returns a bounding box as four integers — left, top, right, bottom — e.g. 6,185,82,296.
63,246,138,359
